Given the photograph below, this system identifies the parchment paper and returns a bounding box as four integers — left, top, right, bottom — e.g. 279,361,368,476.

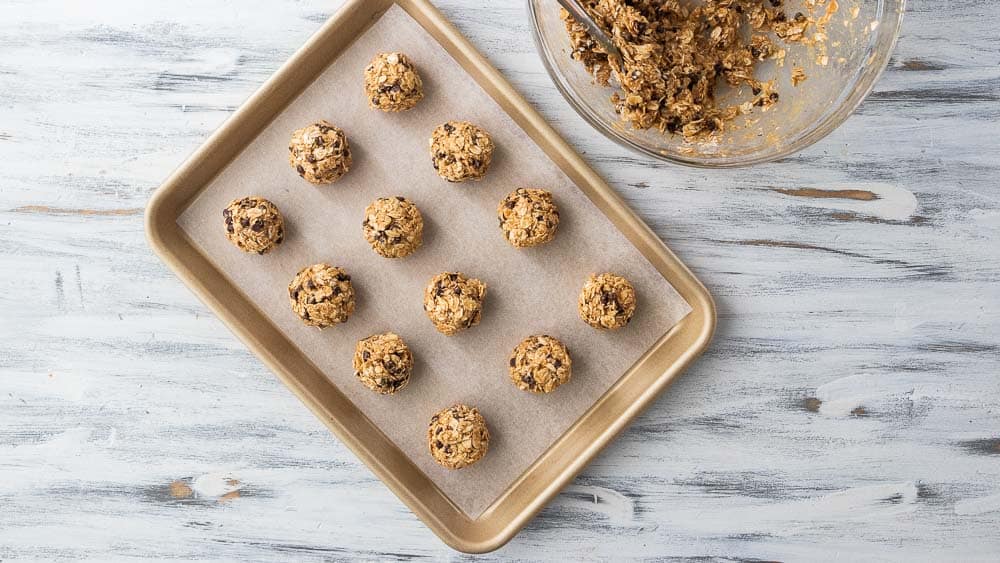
179,4,691,518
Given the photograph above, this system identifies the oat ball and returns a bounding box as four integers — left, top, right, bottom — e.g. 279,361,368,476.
498,188,560,248
223,196,284,254
508,335,572,393
423,272,487,336
353,332,413,394
427,404,490,469
364,52,424,112
429,121,494,182
362,196,424,258
288,263,355,328
288,121,352,184
578,273,637,330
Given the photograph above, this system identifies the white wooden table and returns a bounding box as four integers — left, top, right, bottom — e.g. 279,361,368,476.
2,0,998,559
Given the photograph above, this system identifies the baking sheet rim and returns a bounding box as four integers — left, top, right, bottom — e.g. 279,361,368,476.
145,0,716,553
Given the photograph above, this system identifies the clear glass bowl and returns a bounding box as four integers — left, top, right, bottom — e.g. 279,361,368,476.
528,0,906,168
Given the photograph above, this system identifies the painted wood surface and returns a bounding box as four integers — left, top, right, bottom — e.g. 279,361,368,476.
1,0,998,560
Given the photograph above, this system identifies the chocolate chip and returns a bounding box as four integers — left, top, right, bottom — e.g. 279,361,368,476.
435,440,443,449
443,122,454,133
314,136,324,146
554,359,562,368
240,218,250,228
296,165,305,174
362,350,370,361
510,357,516,367
454,287,462,296
251,220,264,232
306,154,316,163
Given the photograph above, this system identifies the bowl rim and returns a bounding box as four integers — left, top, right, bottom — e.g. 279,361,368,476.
527,0,907,168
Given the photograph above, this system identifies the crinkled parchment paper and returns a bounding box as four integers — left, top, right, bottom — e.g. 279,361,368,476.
178,5,691,517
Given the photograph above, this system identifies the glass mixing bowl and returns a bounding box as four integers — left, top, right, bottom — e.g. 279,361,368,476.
528,0,906,167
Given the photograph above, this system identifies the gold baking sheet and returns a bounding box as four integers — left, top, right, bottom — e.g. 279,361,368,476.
146,0,715,553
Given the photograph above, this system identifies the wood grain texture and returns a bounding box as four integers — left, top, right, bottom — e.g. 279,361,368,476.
1,0,998,560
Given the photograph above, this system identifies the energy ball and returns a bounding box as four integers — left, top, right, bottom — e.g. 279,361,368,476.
578,273,637,330
429,121,494,182
288,263,355,328
362,196,424,258
288,121,352,184
427,404,490,469
508,335,572,393
353,332,413,395
423,272,486,336
497,188,560,248
223,196,284,254
364,52,424,112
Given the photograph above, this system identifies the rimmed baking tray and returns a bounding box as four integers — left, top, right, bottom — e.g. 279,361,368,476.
145,0,715,553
